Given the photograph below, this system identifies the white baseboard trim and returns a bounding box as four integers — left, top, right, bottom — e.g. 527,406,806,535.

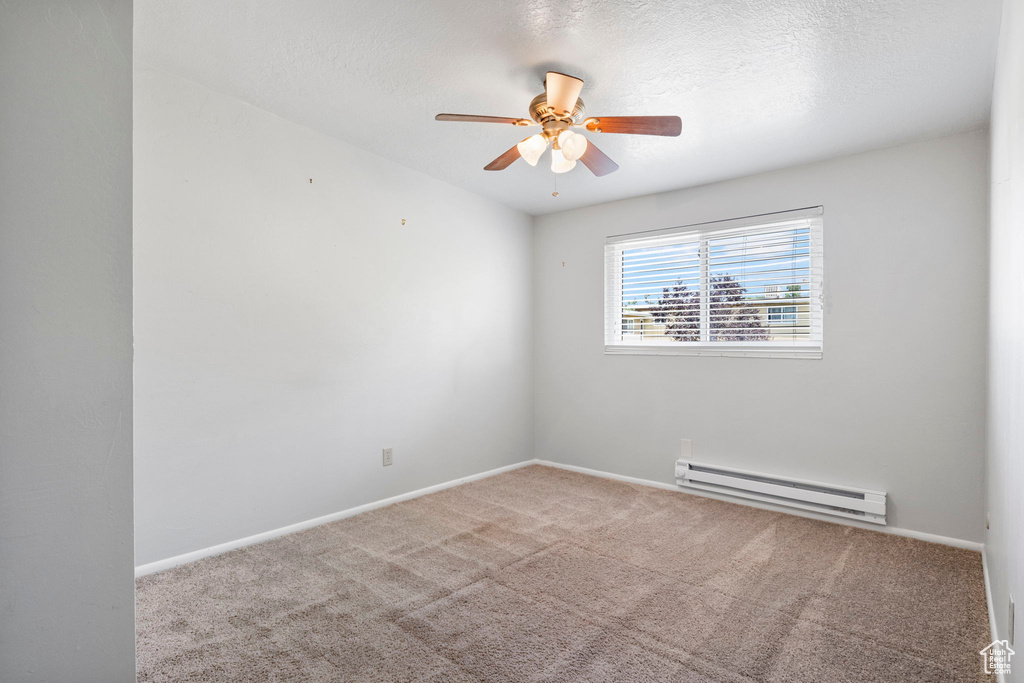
137,457,982,578
536,460,681,492
535,460,984,552
135,459,540,578
981,548,1006,683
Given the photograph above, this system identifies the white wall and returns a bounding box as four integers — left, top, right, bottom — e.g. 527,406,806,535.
534,130,989,543
0,2,135,681
134,66,533,566
987,0,1023,671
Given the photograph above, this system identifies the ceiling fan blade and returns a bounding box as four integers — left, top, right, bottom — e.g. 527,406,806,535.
435,113,531,125
484,142,523,171
585,116,682,136
545,72,584,117
579,139,619,177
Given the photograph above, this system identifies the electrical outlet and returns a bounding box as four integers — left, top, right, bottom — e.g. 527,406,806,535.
382,448,393,467
1010,594,1015,646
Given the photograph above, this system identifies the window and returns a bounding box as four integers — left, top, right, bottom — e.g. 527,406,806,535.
604,207,823,358
767,306,798,323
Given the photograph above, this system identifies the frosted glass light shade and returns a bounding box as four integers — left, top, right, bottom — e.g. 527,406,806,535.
558,130,588,161
516,134,547,166
550,147,576,173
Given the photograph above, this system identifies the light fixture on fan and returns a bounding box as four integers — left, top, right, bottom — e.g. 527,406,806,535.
435,71,681,176
514,129,588,172
550,147,575,173
557,130,587,161
516,134,547,166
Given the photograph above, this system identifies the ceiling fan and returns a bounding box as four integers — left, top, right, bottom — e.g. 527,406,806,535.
435,71,681,177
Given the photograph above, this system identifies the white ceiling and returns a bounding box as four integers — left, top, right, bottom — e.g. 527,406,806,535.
136,0,1002,216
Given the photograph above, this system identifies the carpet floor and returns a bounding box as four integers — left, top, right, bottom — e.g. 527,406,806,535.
136,465,990,682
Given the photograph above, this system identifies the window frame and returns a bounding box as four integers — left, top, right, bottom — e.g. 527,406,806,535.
604,207,824,359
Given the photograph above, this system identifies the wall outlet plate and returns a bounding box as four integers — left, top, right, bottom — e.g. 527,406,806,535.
382,448,393,467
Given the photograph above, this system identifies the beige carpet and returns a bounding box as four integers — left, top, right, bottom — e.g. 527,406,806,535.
136,465,990,682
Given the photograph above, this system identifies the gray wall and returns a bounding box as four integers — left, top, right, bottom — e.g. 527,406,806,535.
534,130,989,543
987,0,1024,673
0,2,135,682
133,66,534,567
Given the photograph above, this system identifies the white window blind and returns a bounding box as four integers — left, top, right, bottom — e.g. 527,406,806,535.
604,207,823,358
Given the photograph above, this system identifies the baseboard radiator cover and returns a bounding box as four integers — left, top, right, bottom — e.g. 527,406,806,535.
675,459,887,525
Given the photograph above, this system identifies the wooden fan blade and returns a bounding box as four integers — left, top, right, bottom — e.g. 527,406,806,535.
585,116,682,136
484,143,522,171
544,72,584,117
435,113,532,125
579,139,619,177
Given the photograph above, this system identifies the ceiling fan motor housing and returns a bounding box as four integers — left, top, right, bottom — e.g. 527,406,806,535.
529,93,586,140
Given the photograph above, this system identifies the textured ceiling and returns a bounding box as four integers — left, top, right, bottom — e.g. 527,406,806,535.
136,0,1002,215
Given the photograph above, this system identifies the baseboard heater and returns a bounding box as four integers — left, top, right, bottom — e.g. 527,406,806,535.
675,459,887,525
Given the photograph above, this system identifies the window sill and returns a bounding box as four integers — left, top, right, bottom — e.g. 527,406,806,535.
604,344,823,359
